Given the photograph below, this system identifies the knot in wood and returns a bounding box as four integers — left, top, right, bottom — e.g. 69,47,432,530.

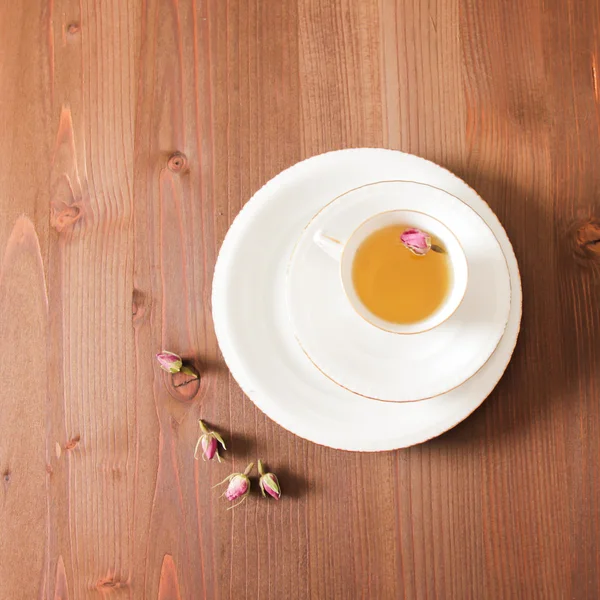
51,202,82,232
574,219,600,262
65,435,80,450
95,576,127,591
167,363,201,402
167,152,188,173
132,289,148,325
67,22,81,35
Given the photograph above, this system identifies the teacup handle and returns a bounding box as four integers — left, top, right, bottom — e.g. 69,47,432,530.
313,230,343,261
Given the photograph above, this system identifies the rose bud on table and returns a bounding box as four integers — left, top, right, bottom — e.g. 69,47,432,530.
214,463,254,509
194,420,226,462
155,350,183,373
258,459,281,500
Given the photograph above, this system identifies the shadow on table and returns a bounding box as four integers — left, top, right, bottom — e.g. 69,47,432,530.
224,431,257,458
276,466,309,499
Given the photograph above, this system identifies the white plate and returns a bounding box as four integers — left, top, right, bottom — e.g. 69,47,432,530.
212,149,522,451
287,181,511,402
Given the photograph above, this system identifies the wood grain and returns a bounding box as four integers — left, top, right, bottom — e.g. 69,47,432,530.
0,0,599,598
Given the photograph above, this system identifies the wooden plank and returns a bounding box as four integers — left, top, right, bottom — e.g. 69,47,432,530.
46,1,138,596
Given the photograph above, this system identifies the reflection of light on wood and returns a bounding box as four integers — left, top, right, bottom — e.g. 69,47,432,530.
593,54,599,103
158,555,182,600
53,555,69,599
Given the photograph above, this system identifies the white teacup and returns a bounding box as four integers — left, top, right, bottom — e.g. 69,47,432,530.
313,209,468,334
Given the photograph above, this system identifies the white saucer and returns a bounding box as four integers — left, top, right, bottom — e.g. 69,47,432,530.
212,149,522,451
286,180,511,402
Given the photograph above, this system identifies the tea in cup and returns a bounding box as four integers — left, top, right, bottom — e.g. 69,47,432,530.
314,210,468,334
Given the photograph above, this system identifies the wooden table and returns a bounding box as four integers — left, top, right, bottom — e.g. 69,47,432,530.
1,0,599,598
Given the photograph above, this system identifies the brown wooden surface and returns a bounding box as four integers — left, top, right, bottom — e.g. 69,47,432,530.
0,0,599,598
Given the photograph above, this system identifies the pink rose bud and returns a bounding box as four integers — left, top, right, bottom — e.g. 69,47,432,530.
400,228,432,256
214,463,254,509
156,350,183,373
194,420,226,462
202,436,218,460
258,459,281,500
225,474,250,501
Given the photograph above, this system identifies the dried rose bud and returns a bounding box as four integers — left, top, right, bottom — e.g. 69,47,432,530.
225,474,250,501
258,459,281,500
155,350,183,373
214,463,254,509
202,436,218,460
194,420,226,462
400,228,432,256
